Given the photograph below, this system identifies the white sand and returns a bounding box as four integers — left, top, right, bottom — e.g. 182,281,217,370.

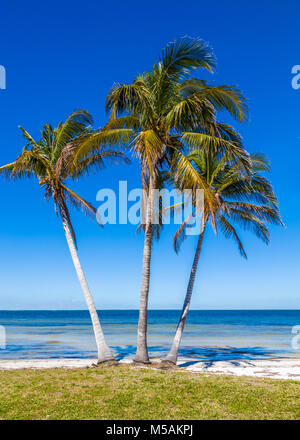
0,357,299,380
0,359,96,370
177,357,300,380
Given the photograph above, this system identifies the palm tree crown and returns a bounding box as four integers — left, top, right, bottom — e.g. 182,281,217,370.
172,150,283,256
0,111,93,228
103,37,249,179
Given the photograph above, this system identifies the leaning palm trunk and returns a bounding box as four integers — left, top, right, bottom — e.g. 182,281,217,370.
59,202,114,363
134,175,155,363
165,221,206,365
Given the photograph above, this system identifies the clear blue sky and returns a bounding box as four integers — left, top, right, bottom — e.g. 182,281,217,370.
0,0,299,310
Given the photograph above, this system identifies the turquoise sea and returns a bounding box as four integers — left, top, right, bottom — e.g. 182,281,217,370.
0,310,299,361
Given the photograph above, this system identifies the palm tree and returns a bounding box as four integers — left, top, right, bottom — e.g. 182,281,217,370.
164,150,283,365
0,110,124,363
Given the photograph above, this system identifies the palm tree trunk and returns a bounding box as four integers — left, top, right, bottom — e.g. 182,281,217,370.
165,221,206,365
58,202,114,363
134,175,155,363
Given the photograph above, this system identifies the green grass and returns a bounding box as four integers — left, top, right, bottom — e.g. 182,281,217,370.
0,365,299,420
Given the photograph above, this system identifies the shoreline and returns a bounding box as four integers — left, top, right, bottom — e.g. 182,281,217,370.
0,357,299,381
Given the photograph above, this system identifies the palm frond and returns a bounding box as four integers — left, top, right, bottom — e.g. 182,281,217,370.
160,37,216,79
181,132,250,169
180,79,248,122
0,162,16,178
18,126,40,148
71,128,133,164
165,95,215,130
226,202,283,226
217,214,247,258
62,184,101,226
105,115,141,131
73,151,131,177
173,148,208,190
51,110,93,164
105,79,153,117
173,211,197,253
250,153,271,173
226,208,270,245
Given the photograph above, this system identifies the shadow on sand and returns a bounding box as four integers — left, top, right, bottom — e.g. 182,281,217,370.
113,344,287,368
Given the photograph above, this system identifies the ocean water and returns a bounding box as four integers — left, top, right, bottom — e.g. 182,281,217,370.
0,310,299,361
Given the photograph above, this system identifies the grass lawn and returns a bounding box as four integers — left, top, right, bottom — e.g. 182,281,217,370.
0,364,299,420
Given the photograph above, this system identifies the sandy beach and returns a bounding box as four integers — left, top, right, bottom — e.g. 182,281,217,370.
0,357,299,381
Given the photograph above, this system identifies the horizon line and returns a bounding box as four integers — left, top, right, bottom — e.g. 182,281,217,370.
0,308,299,312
